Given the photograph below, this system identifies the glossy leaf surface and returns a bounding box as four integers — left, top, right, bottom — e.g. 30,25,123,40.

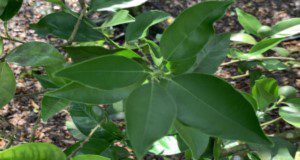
161,1,232,61
236,8,262,36
249,38,284,55
90,0,147,11
0,62,16,108
230,32,257,45
102,10,135,28
271,18,300,38
41,96,69,121
166,73,270,145
175,120,210,159
7,42,65,67
56,55,147,90
125,83,177,158
126,10,170,42
0,143,66,160
31,12,104,42
279,98,300,128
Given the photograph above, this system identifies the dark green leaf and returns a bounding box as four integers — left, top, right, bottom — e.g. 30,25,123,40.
44,64,69,86
101,146,130,160
64,140,110,157
161,1,232,61
241,92,258,110
230,32,257,45
30,12,104,42
72,155,110,160
249,38,284,55
167,57,196,75
102,10,135,28
0,0,23,21
55,55,148,90
236,8,262,36
7,42,65,67
90,0,147,11
175,120,210,159
126,10,170,42
271,18,300,38
279,98,300,128
0,0,8,16
0,62,16,108
165,73,270,145
34,74,59,89
41,96,69,121
0,143,66,160
47,82,139,105
66,120,86,140
125,83,177,158
252,78,279,110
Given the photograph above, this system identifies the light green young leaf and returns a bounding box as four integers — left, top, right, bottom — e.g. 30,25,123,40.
166,73,271,145
125,83,177,159
0,143,66,160
272,47,290,57
271,18,300,38
90,0,147,11
161,0,233,61
230,32,257,45
102,10,135,28
0,0,23,21
279,98,300,128
6,42,65,67
260,60,288,71
149,136,181,156
72,155,110,160
252,78,279,110
249,38,284,55
175,120,210,159
0,62,16,108
236,8,262,36
30,12,104,42
55,55,147,90
41,96,69,121
126,10,170,42
47,82,139,105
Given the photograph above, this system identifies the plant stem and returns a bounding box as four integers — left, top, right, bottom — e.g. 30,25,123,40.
261,117,282,128
67,124,101,159
221,57,296,66
30,112,41,142
229,71,250,80
67,5,87,44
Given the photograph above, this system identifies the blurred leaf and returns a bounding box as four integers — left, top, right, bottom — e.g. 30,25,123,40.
272,47,290,57
0,0,23,21
149,136,181,156
41,96,69,121
241,92,258,110
236,8,262,36
102,10,135,28
231,32,257,45
90,0,147,11
101,146,130,160
260,60,288,71
0,143,66,160
249,38,284,55
31,12,104,42
0,0,8,16
72,155,110,160
252,78,279,110
126,10,170,42
0,62,16,108
66,120,86,140
271,18,300,38
279,98,300,128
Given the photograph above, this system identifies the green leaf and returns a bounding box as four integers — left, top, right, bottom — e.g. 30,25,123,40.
30,12,104,42
101,146,130,160
149,136,181,156
260,60,288,71
64,46,119,63
65,140,110,156
34,74,59,89
161,1,232,61
165,73,270,145
0,0,8,16
271,18,300,38
41,96,69,121
272,47,290,57
230,32,257,45
167,57,196,75
279,98,300,128
45,64,69,86
55,55,147,90
175,120,210,159
102,10,135,28
192,33,231,74
66,120,86,140
0,143,66,160
125,83,177,158
7,42,65,67
236,8,262,36
241,92,258,110
0,0,23,21
70,103,123,141
47,81,139,105
0,62,16,108
90,0,147,11
249,137,297,160
252,78,279,110
126,10,170,42
72,155,110,160
249,38,284,55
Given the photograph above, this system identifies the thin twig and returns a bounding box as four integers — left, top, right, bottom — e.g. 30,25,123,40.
14,90,48,98
228,71,250,80
0,36,25,44
67,6,87,44
30,112,41,142
67,124,101,159
261,117,282,128
221,57,296,66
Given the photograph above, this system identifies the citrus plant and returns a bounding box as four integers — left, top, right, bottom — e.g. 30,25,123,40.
0,0,299,160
